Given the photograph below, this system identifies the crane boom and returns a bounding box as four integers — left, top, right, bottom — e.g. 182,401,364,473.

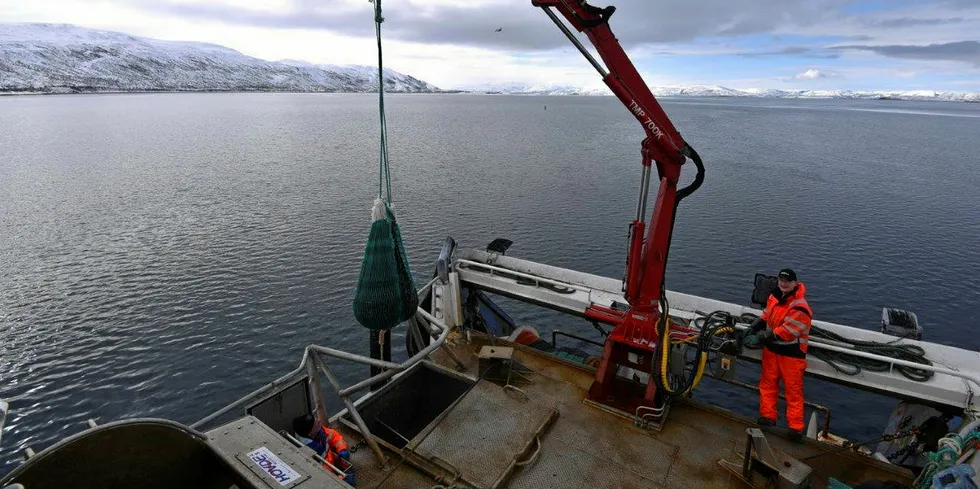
531,0,705,413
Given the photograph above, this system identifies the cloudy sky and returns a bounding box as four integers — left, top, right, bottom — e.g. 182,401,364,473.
2,0,979,92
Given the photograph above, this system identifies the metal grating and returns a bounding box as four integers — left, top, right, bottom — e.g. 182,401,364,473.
374,463,441,489
411,380,556,488
497,387,680,488
505,435,666,489
665,427,741,488
553,410,678,485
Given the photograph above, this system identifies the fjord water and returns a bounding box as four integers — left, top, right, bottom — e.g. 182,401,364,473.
1,93,979,466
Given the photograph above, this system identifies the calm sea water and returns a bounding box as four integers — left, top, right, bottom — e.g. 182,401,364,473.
2,93,979,467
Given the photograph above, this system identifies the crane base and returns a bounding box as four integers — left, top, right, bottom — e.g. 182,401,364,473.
586,320,665,419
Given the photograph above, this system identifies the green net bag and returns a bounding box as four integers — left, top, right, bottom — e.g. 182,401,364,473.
353,198,418,330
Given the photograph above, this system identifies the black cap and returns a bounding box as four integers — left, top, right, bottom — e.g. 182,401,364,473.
293,414,316,436
778,268,797,281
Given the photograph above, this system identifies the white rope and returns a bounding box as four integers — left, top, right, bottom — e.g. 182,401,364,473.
371,197,386,223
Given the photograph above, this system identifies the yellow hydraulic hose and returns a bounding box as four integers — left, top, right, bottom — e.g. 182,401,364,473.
660,322,735,396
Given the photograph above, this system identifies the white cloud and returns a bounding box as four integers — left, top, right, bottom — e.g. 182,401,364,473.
0,0,561,89
1,0,978,91
781,2,980,46
794,68,827,79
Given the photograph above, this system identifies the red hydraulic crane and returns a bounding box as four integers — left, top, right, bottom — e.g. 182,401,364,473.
530,0,706,414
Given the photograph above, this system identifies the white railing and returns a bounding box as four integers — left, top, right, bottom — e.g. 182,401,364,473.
812,342,980,415
191,277,452,467
455,259,591,293
458,258,980,415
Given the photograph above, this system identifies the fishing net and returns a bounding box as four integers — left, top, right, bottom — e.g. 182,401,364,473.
352,0,418,330
353,199,418,330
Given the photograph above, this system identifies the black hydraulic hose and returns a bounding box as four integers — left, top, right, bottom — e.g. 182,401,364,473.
657,309,739,397
738,313,934,382
809,327,934,381
676,143,705,202
657,143,705,287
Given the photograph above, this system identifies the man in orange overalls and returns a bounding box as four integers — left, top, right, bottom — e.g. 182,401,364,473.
293,414,356,486
745,268,813,441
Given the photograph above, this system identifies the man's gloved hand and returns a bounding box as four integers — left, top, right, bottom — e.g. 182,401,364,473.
339,449,351,461
343,469,357,486
757,330,775,345
743,334,760,347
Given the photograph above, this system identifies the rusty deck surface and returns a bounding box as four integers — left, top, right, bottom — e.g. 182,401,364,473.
336,333,914,489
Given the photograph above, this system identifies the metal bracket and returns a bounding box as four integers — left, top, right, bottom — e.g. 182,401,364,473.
477,346,533,392
718,353,737,380
719,428,813,489
749,428,779,468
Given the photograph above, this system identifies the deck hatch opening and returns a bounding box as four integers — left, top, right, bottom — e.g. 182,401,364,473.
349,363,472,448
245,377,311,435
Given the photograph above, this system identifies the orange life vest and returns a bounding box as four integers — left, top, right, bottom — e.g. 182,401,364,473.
319,426,349,468
761,282,813,358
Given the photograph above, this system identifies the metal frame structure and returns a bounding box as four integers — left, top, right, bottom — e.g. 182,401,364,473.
192,277,453,468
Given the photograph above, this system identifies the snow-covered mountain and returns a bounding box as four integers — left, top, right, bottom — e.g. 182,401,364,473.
2,23,976,102
464,83,980,103
457,83,610,96
277,60,437,93
0,23,439,94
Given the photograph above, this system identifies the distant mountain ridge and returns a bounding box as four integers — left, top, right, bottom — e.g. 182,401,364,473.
459,83,980,103
0,23,440,94
2,23,977,102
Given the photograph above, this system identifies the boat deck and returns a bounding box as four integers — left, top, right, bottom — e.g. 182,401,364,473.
333,334,914,489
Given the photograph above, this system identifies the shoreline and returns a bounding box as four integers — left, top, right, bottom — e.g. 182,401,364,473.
1,89,978,103
0,88,459,97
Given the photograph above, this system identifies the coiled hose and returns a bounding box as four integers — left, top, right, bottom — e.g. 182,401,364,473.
738,312,935,382
655,306,937,398
656,308,739,397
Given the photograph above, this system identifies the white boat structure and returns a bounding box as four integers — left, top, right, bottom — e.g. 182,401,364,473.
452,247,979,416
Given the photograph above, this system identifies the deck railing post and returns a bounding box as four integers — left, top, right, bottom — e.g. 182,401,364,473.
315,353,388,468
305,349,330,427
